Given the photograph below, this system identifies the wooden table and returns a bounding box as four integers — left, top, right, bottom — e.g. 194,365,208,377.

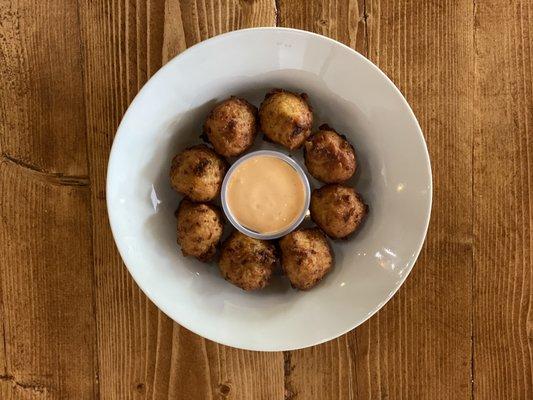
1,1,531,399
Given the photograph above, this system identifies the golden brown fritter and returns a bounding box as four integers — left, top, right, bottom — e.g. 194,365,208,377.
170,144,226,202
279,228,333,290
176,199,224,262
203,96,258,157
259,89,313,150
304,125,357,183
218,231,277,291
310,184,368,239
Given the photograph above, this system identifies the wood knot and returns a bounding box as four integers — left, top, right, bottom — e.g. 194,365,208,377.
135,382,145,394
285,388,296,399
218,383,231,396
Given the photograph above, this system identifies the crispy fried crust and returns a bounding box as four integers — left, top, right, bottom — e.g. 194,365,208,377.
279,228,333,290
304,126,357,183
203,96,258,157
310,184,368,239
259,89,313,150
170,144,226,202
176,199,224,262
218,231,277,291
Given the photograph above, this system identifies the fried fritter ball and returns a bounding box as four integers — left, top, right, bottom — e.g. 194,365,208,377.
259,89,313,150
176,199,224,262
170,144,226,202
310,184,368,239
203,96,258,157
304,125,357,183
218,231,277,291
279,228,333,290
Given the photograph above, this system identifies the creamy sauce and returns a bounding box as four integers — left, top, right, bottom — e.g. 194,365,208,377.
226,155,306,234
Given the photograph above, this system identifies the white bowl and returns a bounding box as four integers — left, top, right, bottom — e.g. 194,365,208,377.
107,28,432,351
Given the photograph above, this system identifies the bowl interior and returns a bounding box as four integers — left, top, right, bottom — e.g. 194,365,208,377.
107,28,432,351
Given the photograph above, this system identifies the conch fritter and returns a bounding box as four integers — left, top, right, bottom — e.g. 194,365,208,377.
218,231,277,290
310,184,368,239
259,89,313,150
304,125,356,183
280,228,333,290
204,97,258,157
176,199,224,262
170,144,226,202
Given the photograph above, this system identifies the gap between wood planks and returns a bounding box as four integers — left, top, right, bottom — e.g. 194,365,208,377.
471,1,477,399
0,373,48,395
1,153,90,187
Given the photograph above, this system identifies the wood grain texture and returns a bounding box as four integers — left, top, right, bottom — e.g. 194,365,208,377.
0,0,88,176
0,1,97,399
0,159,97,400
1,0,532,399
79,1,282,399
473,0,533,398
279,0,475,398
278,0,366,53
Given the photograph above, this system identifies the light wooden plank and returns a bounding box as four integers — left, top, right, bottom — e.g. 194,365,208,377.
79,1,283,398
278,0,366,52
0,1,97,399
0,0,88,175
473,0,533,398
0,159,96,400
279,0,475,398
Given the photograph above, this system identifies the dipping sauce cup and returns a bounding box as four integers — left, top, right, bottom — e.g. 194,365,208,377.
221,150,311,240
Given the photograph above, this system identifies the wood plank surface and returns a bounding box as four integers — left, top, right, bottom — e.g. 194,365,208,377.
0,1,97,399
78,1,283,399
0,0,88,175
279,0,475,398
473,0,533,398
0,0,532,399
0,159,96,400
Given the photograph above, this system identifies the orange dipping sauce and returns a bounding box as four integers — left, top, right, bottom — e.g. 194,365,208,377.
226,155,306,234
